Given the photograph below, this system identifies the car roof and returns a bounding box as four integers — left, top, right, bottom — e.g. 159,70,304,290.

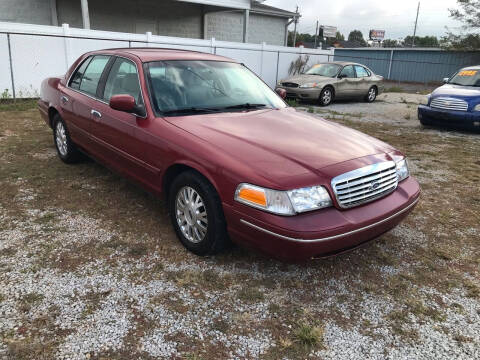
88,47,236,63
461,65,480,70
319,61,366,66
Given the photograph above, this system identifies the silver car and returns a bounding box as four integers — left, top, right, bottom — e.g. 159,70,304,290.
276,61,384,106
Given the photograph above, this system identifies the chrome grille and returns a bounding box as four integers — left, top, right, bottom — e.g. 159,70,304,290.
331,161,398,209
281,82,299,88
431,97,468,111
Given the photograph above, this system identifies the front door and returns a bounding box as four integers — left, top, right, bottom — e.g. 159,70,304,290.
90,56,157,186
336,65,361,97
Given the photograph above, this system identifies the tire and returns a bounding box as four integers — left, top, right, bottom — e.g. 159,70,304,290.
319,87,334,106
419,117,433,126
53,114,82,163
168,171,229,256
365,86,377,103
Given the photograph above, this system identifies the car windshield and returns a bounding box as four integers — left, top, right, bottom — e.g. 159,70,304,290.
449,69,480,87
146,60,286,115
304,63,341,77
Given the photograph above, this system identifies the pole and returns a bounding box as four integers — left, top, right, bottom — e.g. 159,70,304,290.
412,2,420,47
293,5,298,47
314,20,319,48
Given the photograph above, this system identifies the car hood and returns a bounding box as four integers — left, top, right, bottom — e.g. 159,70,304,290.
432,84,480,99
280,74,333,85
166,108,395,186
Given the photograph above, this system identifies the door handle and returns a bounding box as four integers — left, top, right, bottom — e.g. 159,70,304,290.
61,95,69,104
91,109,102,119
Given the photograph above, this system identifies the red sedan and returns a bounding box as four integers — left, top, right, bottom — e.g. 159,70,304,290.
38,48,420,261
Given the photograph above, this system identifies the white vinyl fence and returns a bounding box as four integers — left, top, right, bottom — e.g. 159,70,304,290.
0,21,334,99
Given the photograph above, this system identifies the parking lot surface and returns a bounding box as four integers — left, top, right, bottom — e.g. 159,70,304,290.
0,98,479,359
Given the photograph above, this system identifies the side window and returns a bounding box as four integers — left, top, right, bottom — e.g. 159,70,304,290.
339,65,356,78
355,65,370,77
103,57,143,105
78,55,110,96
69,57,92,90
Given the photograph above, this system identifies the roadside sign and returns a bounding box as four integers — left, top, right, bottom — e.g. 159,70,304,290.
321,26,337,38
369,30,385,41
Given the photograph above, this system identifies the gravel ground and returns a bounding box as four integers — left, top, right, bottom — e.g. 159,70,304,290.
0,98,479,359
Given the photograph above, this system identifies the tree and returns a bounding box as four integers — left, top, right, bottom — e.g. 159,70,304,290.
348,30,367,46
443,0,480,50
404,35,439,47
382,39,398,48
287,31,315,46
326,31,345,46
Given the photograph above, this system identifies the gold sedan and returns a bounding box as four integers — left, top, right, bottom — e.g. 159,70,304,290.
276,61,385,106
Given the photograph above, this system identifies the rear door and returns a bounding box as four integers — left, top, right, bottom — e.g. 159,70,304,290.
336,65,360,97
354,65,372,95
63,55,111,148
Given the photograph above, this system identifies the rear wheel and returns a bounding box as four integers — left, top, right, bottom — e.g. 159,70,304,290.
319,87,334,106
53,114,81,163
365,86,377,103
168,171,229,256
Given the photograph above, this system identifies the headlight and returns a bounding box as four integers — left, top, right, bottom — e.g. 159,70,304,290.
421,94,431,105
235,183,332,215
474,104,480,111
395,158,409,182
299,83,318,88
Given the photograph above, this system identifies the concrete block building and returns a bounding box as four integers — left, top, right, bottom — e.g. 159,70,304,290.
0,0,298,46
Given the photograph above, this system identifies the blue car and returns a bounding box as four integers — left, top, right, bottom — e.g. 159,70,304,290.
418,65,480,131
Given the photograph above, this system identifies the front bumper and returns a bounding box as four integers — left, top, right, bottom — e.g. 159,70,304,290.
224,176,421,261
276,86,321,100
418,105,480,130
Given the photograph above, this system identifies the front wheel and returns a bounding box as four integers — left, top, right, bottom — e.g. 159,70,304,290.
319,87,334,106
53,114,81,163
365,86,377,103
168,171,229,256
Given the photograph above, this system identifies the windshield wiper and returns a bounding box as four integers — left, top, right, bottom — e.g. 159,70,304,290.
223,103,270,110
161,107,222,116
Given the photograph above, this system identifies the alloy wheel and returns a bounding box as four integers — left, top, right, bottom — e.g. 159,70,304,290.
322,89,332,105
55,121,68,156
368,88,376,101
175,186,208,243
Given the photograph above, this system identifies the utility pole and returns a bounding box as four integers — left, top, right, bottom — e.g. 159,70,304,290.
314,20,319,48
412,1,420,47
292,5,298,47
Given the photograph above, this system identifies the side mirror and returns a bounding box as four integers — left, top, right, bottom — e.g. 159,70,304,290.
442,77,449,84
109,94,145,116
276,88,287,100
338,74,347,79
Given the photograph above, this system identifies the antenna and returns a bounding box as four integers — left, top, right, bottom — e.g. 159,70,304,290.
412,2,420,47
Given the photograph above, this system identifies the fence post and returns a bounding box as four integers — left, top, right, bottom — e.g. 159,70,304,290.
146,32,152,47
260,42,266,77
7,33,16,101
275,51,280,85
211,37,216,54
62,23,71,71
387,49,394,80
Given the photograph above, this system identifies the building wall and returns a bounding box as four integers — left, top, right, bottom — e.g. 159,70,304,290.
0,0,53,25
206,11,286,45
0,0,287,45
248,13,286,45
334,48,480,83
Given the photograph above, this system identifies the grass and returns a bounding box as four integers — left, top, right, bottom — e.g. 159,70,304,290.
286,98,298,107
0,99,38,112
294,323,324,348
1,100,479,359
385,86,404,93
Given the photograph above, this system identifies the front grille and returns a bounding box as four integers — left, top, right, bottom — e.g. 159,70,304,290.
281,82,299,88
331,161,398,209
286,92,297,98
431,97,468,111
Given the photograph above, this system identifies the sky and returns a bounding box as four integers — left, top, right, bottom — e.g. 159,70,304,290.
264,0,463,40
